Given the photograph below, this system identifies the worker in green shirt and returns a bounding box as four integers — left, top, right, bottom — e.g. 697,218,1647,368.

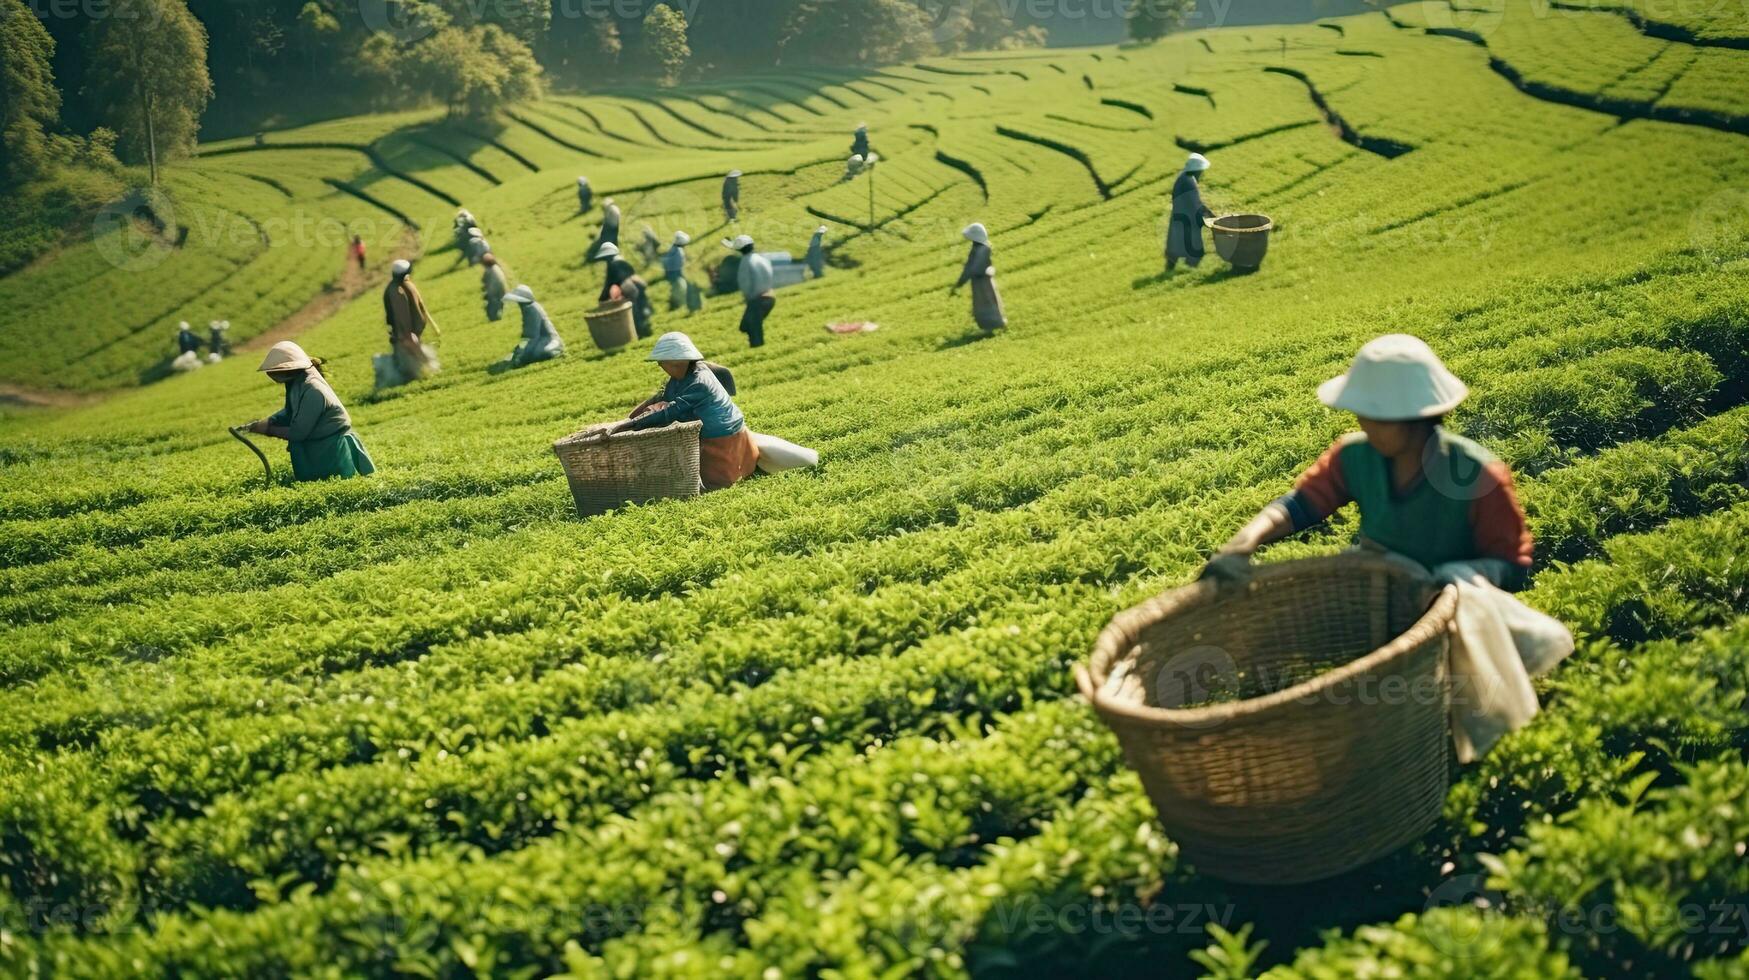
245,342,375,481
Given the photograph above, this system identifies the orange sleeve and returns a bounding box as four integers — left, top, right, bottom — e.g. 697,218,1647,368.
1469,461,1533,567
1289,440,1353,525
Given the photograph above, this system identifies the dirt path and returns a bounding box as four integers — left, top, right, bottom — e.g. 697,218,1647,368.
0,384,107,410
3,229,422,411
240,227,423,353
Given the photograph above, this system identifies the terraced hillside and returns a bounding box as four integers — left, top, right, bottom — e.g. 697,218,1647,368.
2,2,1748,975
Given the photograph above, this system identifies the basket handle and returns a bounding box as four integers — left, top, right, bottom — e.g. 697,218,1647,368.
1073,664,1099,704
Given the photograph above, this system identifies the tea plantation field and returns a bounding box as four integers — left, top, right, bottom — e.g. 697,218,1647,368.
2,1,1748,975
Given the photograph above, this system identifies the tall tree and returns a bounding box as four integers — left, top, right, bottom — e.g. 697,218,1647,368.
780,0,929,65
1,0,62,186
1126,0,1195,42
87,0,212,183
413,23,542,119
639,2,690,86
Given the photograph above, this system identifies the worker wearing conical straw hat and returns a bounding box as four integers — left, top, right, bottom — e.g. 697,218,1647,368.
576,175,592,214
606,331,759,491
244,341,375,481
951,223,1005,331
1165,152,1214,273
1202,334,1572,762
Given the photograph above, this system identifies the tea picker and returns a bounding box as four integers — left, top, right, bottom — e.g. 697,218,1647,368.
242,342,376,482
1165,153,1214,272
1080,337,1574,884
503,284,566,366
1203,335,1573,758
951,223,1006,331
722,171,741,221
725,234,775,348
593,242,654,339
663,231,693,312
604,332,760,491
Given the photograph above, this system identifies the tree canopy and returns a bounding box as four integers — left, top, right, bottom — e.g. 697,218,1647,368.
87,0,213,183
639,2,690,86
1,0,61,186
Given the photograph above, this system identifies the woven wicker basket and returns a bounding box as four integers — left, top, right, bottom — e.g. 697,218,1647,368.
1076,555,1456,884
586,301,637,351
1208,212,1274,271
552,420,702,517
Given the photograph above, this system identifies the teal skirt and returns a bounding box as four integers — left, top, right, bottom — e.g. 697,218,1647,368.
289,430,376,482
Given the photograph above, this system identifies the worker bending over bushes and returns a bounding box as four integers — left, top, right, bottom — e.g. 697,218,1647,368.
378,259,440,387
482,253,508,322
606,332,759,491
593,242,654,339
1202,335,1573,761
245,342,375,481
503,285,565,366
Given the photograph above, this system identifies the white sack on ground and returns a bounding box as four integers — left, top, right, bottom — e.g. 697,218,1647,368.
750,432,819,473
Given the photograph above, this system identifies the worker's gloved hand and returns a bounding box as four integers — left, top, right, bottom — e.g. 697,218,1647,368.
1198,551,1254,585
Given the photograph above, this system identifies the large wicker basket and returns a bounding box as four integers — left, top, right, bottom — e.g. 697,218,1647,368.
1208,213,1273,272
1076,555,1456,884
552,420,702,517
586,301,637,351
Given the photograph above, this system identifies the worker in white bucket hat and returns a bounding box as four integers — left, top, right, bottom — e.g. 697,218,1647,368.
1200,333,1571,763
1204,334,1509,577
243,341,375,481
1166,152,1215,273
606,331,760,491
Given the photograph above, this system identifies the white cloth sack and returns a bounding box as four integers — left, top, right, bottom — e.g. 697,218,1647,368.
1433,559,1575,763
750,432,818,473
170,350,204,372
